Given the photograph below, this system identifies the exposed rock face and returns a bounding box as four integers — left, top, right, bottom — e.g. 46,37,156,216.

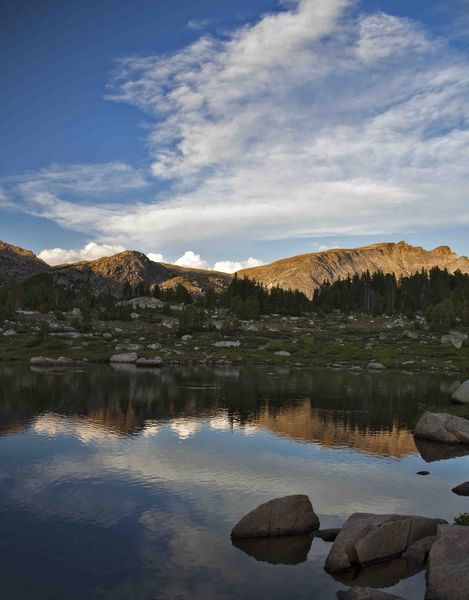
237,242,469,298
325,513,446,573
451,380,469,404
231,495,320,539
54,251,231,296
337,589,403,600
414,412,469,444
0,241,50,280
426,525,469,600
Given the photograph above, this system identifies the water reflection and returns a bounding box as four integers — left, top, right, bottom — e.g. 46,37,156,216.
0,365,468,600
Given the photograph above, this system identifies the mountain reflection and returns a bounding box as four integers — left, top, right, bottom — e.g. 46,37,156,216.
0,365,460,459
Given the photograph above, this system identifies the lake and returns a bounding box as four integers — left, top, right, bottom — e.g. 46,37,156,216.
0,364,468,599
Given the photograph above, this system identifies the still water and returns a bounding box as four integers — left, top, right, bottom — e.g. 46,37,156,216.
0,364,468,599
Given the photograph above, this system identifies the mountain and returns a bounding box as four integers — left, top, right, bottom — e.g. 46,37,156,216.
237,241,469,299
0,241,50,280
53,250,232,295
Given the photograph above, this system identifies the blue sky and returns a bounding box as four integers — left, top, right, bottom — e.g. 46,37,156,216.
1,0,469,270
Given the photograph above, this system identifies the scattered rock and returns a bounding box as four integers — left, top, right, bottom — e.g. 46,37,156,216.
115,343,144,351
426,525,469,600
3,329,16,336
121,296,164,310
130,312,140,319
275,350,291,357
367,361,386,370
403,535,436,564
451,380,469,405
414,412,469,444
452,481,469,496
181,335,192,342
136,356,162,367
231,495,320,539
337,589,403,600
102,332,113,339
441,331,468,349
147,343,162,350
325,513,446,573
403,331,419,340
213,340,241,348
110,352,138,364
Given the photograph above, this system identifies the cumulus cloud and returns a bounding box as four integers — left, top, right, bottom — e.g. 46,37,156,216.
38,242,126,265
214,257,264,273
174,251,209,269
147,252,165,262
4,0,469,250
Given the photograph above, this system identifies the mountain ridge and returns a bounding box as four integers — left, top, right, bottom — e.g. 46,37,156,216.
237,241,469,299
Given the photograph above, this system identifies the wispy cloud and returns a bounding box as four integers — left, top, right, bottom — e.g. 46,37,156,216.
5,0,469,252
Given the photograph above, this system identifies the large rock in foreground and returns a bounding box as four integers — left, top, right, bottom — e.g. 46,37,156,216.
337,588,403,600
231,495,319,539
426,525,469,600
414,412,469,444
452,380,469,405
325,513,446,573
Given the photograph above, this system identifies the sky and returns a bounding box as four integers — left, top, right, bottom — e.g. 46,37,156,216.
1,0,469,271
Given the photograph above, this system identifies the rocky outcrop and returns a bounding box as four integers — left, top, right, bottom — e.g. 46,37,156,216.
337,589,403,600
403,535,436,564
238,241,469,298
325,513,446,573
451,380,469,404
231,495,320,539
0,240,50,280
414,412,469,444
426,525,469,600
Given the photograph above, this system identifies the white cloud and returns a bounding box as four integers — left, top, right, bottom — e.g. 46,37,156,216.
5,0,469,251
147,252,165,262
214,257,264,273
174,250,209,269
38,242,126,266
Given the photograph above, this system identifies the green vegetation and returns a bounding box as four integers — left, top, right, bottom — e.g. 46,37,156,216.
454,513,469,526
312,268,469,323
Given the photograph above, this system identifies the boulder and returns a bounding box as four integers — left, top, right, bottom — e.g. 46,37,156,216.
337,589,403,600
136,356,162,368
325,513,446,573
367,361,386,370
181,335,192,342
275,351,291,357
441,331,467,349
452,481,469,496
403,535,436,564
147,343,162,350
451,380,469,405
30,356,75,367
414,412,469,444
110,352,138,364
426,525,469,600
3,329,16,336
102,332,113,339
231,495,319,539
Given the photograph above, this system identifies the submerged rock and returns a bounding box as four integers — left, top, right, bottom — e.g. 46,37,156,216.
451,380,469,405
135,356,162,367
337,588,403,600
30,356,75,367
232,532,313,565
231,495,319,539
452,481,469,496
426,525,469,600
414,412,469,444
110,352,138,364
325,513,446,573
